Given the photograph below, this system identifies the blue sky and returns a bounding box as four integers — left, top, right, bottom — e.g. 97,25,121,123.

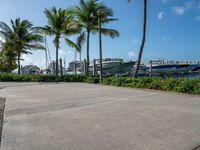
0,0,200,68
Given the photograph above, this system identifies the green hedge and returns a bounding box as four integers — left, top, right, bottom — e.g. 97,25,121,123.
102,76,200,95
0,73,99,84
0,73,200,95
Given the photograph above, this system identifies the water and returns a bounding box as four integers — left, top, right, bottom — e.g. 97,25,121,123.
187,74,200,79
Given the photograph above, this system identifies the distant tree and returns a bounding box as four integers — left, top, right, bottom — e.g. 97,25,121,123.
128,0,147,77
0,19,44,74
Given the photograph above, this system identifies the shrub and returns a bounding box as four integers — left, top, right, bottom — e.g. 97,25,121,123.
84,76,99,84
0,73,199,95
102,77,112,85
191,78,200,95
148,78,164,90
136,77,153,88
162,78,183,91
174,79,194,93
0,74,96,83
102,76,200,95
106,76,124,86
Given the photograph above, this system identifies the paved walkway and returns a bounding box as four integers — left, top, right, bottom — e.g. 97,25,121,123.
0,82,200,150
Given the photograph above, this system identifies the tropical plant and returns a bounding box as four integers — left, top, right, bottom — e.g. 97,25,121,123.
73,0,119,75
0,41,17,72
128,0,147,77
95,2,119,82
0,18,44,74
35,7,80,76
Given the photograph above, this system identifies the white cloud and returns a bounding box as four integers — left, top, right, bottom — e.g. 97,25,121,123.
172,7,185,15
128,51,135,57
172,2,194,16
133,38,140,45
158,11,165,19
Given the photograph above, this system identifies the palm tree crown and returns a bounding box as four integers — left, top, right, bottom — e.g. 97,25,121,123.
0,18,44,74
73,0,119,75
35,7,80,76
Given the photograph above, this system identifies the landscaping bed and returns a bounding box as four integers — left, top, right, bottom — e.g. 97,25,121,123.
0,73,200,95
102,76,200,95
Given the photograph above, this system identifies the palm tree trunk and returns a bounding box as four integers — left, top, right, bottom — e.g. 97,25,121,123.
79,51,81,62
79,51,83,74
98,16,103,83
56,45,59,76
9,56,12,73
17,51,20,75
74,51,77,75
86,31,90,76
134,0,147,78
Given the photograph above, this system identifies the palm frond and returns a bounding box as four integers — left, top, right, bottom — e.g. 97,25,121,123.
92,27,119,38
76,31,86,52
101,18,118,24
0,22,12,33
65,38,77,49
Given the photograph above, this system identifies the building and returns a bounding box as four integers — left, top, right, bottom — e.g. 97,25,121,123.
21,65,40,74
48,60,65,75
67,61,84,74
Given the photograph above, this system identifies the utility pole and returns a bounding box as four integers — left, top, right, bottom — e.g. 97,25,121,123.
98,14,103,83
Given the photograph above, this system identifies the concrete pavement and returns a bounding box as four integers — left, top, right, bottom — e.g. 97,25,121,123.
0,82,200,150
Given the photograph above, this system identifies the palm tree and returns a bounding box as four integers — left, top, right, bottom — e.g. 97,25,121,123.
35,7,80,76
96,3,119,82
0,18,44,74
128,0,147,77
0,22,16,72
0,41,17,72
73,0,119,76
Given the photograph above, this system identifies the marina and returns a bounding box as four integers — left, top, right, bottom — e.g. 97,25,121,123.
64,59,200,77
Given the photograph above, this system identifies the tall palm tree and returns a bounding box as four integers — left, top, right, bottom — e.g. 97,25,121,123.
128,0,147,77
95,3,119,82
35,7,80,76
0,18,44,74
73,0,119,75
